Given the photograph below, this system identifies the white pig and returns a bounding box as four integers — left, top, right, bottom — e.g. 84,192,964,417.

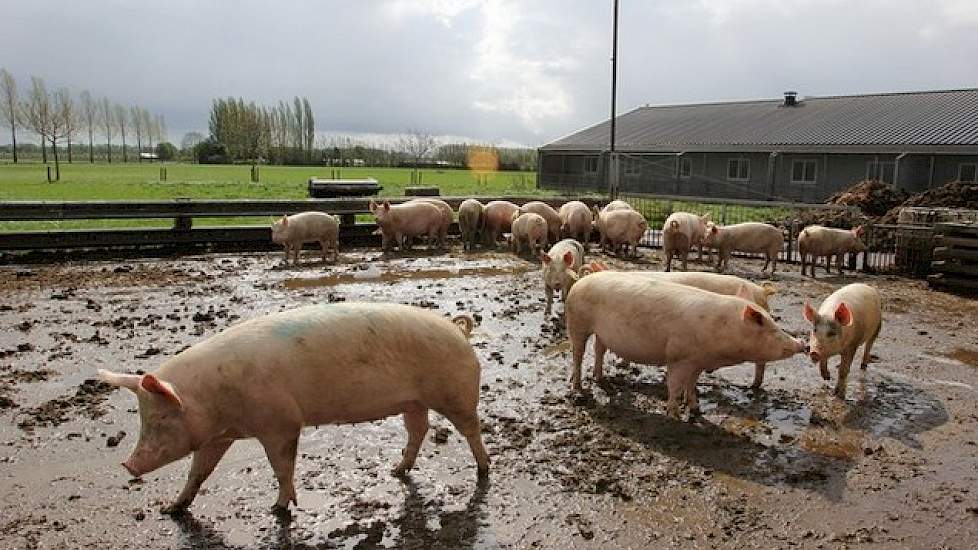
602,200,634,212
541,238,585,316
458,199,485,251
593,208,648,257
577,262,779,388
369,200,444,253
511,212,549,256
405,198,453,248
559,201,593,245
482,200,521,246
565,272,805,417
798,225,867,278
270,212,340,265
803,283,882,398
661,212,711,271
702,221,784,275
519,201,562,244
98,303,490,514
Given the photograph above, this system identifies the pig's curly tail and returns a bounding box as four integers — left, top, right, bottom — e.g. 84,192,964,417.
452,315,475,337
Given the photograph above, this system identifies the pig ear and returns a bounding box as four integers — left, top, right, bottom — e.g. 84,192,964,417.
382,200,390,211
834,302,854,326
368,199,376,211
98,369,141,392
854,225,865,237
803,301,817,323
541,253,551,264
702,213,711,222
140,374,183,408
735,284,752,301
281,215,288,226
710,225,719,234
742,305,765,327
562,250,574,265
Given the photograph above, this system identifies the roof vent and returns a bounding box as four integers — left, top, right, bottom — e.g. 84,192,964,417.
783,91,798,107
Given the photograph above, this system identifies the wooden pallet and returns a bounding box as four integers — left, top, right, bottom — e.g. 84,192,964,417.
928,223,978,292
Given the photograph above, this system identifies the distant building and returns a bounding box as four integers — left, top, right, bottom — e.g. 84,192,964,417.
538,89,978,202
139,151,159,161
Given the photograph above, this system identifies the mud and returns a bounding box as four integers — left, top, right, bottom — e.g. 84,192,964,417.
1,249,977,548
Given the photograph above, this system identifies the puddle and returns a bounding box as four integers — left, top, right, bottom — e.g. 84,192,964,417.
283,265,536,289
946,347,978,367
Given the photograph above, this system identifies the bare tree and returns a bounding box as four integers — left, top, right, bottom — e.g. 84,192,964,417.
143,109,155,152
0,68,20,163
114,104,128,162
302,97,314,160
56,88,77,163
157,114,167,144
99,97,114,163
130,106,143,161
20,76,52,163
399,129,438,175
79,90,97,163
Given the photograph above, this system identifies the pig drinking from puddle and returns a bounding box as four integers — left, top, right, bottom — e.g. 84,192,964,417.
99,303,489,514
565,271,805,417
803,283,882,398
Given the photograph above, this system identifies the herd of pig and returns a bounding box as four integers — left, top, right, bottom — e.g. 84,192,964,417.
96,198,883,517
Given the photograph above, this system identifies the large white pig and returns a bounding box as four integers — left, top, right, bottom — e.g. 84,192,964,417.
404,198,453,248
482,200,520,246
803,283,882,398
592,209,648,257
270,212,340,265
559,201,593,245
369,200,444,253
458,199,485,251
798,225,867,278
510,212,549,256
602,200,634,212
541,238,585,316
661,212,711,271
519,201,562,244
702,221,784,275
565,272,805,417
98,303,490,514
578,263,778,388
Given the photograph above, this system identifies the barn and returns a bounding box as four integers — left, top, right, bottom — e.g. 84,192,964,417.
538,89,978,202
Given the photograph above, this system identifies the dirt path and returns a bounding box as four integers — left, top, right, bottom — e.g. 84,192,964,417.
1,250,976,549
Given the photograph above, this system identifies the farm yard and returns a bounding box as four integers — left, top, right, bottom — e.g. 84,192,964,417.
1,238,977,548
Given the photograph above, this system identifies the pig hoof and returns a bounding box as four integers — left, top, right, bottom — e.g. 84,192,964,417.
477,465,490,479
270,503,292,517
160,502,189,516
392,466,411,477
833,388,847,399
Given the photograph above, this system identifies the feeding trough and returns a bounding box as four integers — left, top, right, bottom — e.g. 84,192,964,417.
307,177,383,198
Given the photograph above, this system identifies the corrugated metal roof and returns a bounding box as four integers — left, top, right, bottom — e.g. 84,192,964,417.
541,89,978,154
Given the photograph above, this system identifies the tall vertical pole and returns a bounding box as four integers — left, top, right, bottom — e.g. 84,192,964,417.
609,0,619,199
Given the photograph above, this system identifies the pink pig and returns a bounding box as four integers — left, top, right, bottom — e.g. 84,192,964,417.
98,303,490,514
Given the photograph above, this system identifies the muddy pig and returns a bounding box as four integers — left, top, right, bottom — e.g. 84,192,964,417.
271,212,340,265
541,238,585,316
98,303,490,514
661,212,711,271
559,201,593,245
369,199,444,253
803,283,882,398
459,198,485,251
798,225,866,278
578,263,778,388
592,208,647,257
511,212,549,256
405,198,453,248
519,201,561,244
565,271,805,417
482,200,520,246
703,221,783,275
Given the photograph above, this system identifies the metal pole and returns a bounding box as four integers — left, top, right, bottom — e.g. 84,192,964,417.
609,0,619,199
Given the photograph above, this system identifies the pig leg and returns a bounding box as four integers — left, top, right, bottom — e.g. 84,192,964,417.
570,331,588,391
834,352,855,398
162,439,234,514
259,431,300,512
751,362,767,389
680,249,688,271
593,335,607,383
664,249,673,272
665,367,693,419
544,285,554,316
800,252,806,275
684,375,701,416
282,245,291,265
393,406,429,476
320,240,329,263
861,320,881,369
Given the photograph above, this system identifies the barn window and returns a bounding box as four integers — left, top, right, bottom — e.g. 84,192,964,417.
727,158,750,181
959,163,977,183
584,156,599,174
791,160,817,184
679,157,692,179
866,161,895,183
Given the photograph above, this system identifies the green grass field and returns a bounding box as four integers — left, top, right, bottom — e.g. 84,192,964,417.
0,162,544,230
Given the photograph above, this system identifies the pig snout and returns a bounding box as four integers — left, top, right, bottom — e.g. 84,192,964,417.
122,460,142,478
809,350,820,362
792,338,807,354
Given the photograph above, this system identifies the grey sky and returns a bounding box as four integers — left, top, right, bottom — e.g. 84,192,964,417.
2,0,978,147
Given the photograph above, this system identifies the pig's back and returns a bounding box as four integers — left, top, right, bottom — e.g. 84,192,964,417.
290,212,338,239
824,283,882,328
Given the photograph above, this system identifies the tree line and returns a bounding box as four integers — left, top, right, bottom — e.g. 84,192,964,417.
0,68,169,179
202,96,315,165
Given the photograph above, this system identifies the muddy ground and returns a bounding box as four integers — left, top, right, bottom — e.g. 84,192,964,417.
1,246,977,549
